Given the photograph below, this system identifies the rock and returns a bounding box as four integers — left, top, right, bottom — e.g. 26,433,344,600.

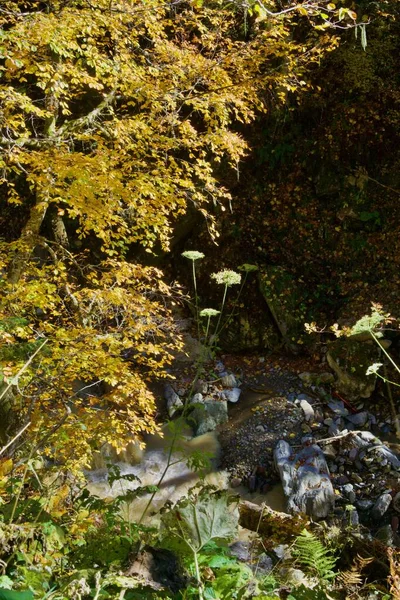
300,399,314,422
327,400,349,417
348,448,358,461
193,380,208,395
371,493,392,519
345,411,369,427
229,541,251,562
393,491,400,513
221,373,237,387
327,337,382,400
274,440,335,520
164,384,183,417
222,387,241,403
357,499,374,511
188,399,228,435
299,372,312,383
368,445,400,469
342,484,356,503
280,567,308,586
256,425,265,433
253,554,273,576
190,393,204,404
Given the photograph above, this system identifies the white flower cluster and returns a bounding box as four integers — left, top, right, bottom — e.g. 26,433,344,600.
211,270,241,287
200,308,220,318
181,251,205,261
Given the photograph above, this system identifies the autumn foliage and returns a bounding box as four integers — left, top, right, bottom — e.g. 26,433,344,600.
0,0,342,466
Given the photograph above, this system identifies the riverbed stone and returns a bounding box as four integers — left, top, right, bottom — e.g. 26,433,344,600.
371,493,392,519
274,440,335,519
188,399,228,436
300,399,314,422
221,373,237,387
164,384,183,417
345,411,369,427
222,387,241,403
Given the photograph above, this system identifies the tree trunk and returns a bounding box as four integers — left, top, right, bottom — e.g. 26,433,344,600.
7,198,49,284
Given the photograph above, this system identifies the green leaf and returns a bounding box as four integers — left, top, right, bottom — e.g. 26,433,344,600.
0,590,34,600
160,487,239,555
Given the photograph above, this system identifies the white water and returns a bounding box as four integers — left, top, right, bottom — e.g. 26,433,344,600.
86,429,230,523
86,427,286,524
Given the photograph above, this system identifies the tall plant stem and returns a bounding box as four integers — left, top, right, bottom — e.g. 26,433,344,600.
370,330,400,439
192,260,200,341
193,551,204,600
217,272,249,338
213,284,228,341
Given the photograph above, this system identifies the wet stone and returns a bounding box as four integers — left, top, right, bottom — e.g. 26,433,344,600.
371,493,392,519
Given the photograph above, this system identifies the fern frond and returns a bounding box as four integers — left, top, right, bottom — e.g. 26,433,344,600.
388,548,400,599
292,529,337,581
338,555,373,586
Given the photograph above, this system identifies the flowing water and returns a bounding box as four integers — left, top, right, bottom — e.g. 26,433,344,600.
86,423,286,524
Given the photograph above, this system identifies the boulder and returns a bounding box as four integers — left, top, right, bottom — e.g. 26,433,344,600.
188,399,228,436
164,384,183,418
274,440,335,520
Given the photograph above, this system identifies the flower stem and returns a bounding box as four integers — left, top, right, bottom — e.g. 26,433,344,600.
213,284,228,342
192,260,200,341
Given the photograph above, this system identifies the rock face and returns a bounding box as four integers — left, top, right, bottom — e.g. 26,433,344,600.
274,440,335,520
327,337,382,399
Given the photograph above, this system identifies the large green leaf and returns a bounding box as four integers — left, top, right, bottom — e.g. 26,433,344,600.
160,487,239,555
0,590,34,600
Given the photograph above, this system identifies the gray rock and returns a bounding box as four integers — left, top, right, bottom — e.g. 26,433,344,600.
253,554,273,576
221,373,237,387
357,499,374,511
229,541,251,562
222,387,241,403
274,440,335,520
327,400,349,417
371,493,392,519
191,393,204,404
189,399,228,435
345,411,369,427
196,416,217,436
368,445,400,469
164,384,184,417
300,399,315,422
256,425,265,433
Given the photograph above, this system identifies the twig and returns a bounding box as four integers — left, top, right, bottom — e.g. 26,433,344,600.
0,421,31,457
0,339,48,403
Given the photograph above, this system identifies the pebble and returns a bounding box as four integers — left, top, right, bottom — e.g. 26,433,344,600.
327,400,349,417
300,399,315,422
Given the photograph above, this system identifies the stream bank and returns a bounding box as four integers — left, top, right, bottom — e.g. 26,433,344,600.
87,352,400,548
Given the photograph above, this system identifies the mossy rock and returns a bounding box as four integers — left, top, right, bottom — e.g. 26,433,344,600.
327,337,379,399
